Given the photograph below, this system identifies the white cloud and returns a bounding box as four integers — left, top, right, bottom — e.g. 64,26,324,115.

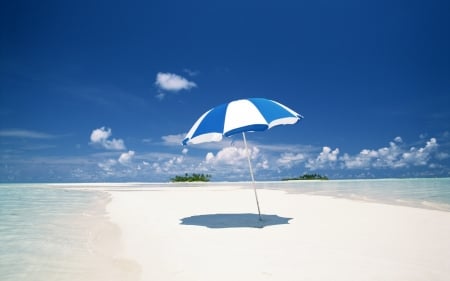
306,147,340,170
202,146,270,174
157,156,185,173
341,137,439,170
0,129,56,139
98,159,117,173
90,127,126,150
257,159,269,170
90,127,111,143
151,162,162,174
155,92,165,100
321,147,340,161
118,150,135,165
183,68,199,76
205,152,215,163
341,150,374,169
162,134,185,145
87,136,446,181
277,152,305,168
155,72,197,92
205,146,257,165
401,137,438,166
436,152,449,160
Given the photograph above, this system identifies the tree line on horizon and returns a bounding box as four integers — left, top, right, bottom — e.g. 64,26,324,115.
282,173,329,181
170,173,211,182
170,172,328,182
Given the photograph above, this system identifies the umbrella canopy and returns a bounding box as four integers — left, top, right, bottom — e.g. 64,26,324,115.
182,98,302,145
182,98,303,220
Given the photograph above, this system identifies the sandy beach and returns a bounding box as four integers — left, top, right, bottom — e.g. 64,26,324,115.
107,186,450,281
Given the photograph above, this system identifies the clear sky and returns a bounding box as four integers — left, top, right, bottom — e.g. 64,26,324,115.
1,0,449,182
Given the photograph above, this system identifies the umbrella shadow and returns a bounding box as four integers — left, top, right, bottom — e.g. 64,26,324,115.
180,213,292,229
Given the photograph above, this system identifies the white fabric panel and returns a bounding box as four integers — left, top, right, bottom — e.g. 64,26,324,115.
268,117,301,128
187,132,223,144
184,108,212,140
223,99,267,133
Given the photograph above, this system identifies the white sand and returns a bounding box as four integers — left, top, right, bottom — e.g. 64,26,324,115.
107,186,450,281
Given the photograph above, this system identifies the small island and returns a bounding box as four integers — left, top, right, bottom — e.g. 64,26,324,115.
282,173,329,181
170,173,212,182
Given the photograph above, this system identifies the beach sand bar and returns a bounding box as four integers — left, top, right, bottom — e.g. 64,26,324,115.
107,186,450,281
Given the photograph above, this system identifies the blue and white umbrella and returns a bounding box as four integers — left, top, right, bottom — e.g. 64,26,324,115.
182,98,303,219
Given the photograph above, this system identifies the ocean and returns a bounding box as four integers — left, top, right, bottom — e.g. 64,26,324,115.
265,178,450,211
0,184,139,281
0,178,449,280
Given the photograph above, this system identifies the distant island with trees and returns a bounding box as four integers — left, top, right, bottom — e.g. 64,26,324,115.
171,173,328,182
282,173,329,181
170,173,211,182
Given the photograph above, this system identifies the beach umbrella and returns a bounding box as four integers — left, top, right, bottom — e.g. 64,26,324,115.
182,98,303,219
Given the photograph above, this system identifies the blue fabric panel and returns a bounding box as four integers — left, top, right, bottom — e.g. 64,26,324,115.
248,98,296,123
224,124,268,137
191,103,228,138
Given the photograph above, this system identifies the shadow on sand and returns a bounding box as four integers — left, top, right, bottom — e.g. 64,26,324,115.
180,213,292,229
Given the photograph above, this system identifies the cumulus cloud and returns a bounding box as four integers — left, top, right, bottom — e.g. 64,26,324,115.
341,137,439,170
73,133,450,181
304,137,440,172
341,149,376,169
152,156,185,174
205,146,257,165
306,147,340,170
90,127,126,150
118,150,135,165
202,146,271,174
401,138,438,166
155,72,197,92
257,159,269,170
96,150,137,177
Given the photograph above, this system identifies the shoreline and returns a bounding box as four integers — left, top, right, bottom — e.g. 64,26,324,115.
15,178,447,212
106,186,450,281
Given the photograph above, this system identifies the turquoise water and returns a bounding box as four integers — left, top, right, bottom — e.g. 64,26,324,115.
259,178,450,211
0,184,139,281
0,179,448,280
167,178,450,211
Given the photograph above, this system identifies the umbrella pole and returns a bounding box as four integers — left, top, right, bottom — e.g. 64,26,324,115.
242,132,262,221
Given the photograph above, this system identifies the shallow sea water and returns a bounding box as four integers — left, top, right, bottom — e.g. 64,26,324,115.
0,184,140,281
167,178,450,212
0,178,448,280
269,178,450,211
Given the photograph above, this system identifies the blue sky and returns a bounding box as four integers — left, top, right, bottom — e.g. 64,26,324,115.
1,0,449,182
